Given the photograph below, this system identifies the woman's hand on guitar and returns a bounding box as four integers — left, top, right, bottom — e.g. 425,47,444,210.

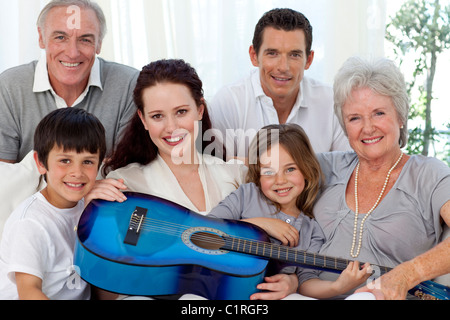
242,217,299,247
250,274,298,300
85,179,128,207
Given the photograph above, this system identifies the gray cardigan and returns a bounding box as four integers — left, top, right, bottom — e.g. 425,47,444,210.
0,58,139,161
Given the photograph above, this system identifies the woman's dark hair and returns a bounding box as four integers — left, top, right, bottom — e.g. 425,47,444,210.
34,107,106,169
103,59,214,176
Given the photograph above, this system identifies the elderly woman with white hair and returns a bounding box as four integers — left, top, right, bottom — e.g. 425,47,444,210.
314,57,450,300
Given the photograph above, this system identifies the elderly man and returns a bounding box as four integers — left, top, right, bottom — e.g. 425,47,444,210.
0,0,139,163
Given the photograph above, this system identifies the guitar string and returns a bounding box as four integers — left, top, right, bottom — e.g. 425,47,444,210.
127,216,352,269
133,216,297,248
132,216,345,261
132,216,343,263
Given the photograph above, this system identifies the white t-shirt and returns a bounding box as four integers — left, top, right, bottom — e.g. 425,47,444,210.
0,192,90,300
209,70,351,158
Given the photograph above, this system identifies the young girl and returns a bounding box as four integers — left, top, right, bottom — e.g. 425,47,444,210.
209,124,371,300
0,108,106,300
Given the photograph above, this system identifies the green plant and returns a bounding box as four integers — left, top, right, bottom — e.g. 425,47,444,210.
386,0,450,164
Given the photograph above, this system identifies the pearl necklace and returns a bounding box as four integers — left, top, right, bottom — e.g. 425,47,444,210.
350,153,404,258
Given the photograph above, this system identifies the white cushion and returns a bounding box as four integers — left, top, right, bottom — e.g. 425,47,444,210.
0,151,43,239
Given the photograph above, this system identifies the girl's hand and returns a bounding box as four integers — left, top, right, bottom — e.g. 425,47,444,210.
250,274,299,300
243,217,299,247
332,261,372,294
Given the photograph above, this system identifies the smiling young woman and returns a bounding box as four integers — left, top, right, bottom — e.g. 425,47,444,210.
96,59,247,216
137,82,204,167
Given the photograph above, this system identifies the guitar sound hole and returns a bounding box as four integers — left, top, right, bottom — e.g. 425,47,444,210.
190,232,225,251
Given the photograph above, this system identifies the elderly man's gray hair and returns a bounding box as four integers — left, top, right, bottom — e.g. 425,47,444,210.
37,0,107,41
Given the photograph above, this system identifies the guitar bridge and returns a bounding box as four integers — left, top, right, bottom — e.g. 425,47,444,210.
124,207,148,246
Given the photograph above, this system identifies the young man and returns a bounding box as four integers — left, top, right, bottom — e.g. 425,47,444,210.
209,9,350,159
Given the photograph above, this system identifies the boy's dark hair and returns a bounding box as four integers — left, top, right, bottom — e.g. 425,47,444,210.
252,8,313,57
34,108,106,169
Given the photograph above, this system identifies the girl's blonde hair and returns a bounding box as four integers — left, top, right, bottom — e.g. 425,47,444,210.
247,124,323,219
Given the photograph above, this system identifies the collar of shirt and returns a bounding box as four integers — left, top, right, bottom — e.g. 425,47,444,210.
33,55,103,108
250,69,307,119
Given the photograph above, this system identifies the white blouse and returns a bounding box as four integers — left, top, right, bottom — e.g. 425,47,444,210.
106,153,247,215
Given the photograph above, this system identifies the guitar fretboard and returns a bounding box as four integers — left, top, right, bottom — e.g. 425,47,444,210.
222,236,391,275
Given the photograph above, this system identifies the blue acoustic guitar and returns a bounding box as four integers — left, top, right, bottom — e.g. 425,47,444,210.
74,192,450,300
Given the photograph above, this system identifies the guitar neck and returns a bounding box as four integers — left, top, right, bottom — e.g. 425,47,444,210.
222,236,392,275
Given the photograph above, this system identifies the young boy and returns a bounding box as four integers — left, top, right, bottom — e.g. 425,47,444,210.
0,108,106,300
